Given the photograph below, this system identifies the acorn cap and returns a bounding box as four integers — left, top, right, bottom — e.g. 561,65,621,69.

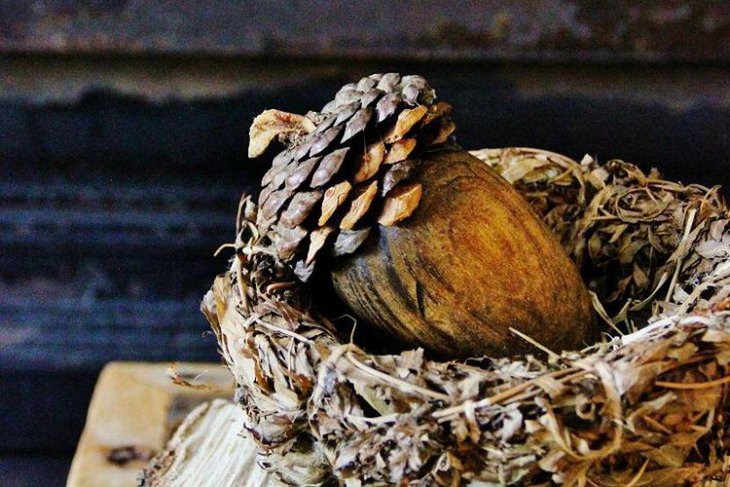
248,73,456,281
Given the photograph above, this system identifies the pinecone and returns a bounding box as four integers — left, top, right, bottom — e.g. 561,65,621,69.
248,73,455,281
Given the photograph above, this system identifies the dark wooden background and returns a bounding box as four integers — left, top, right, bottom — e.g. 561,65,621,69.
1,1,729,485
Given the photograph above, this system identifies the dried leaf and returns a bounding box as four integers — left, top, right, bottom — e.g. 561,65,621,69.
353,141,385,183
248,109,315,158
340,181,378,230
319,181,352,226
384,138,417,164
378,183,423,226
384,106,427,143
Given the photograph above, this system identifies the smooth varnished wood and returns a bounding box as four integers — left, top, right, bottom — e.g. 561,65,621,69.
331,148,596,358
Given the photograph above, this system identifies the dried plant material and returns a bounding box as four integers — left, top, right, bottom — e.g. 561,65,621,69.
376,72,401,92
339,181,378,230
342,108,372,143
426,118,456,145
293,137,315,161
246,74,452,278
377,183,423,226
309,125,343,157
384,106,428,143
353,141,385,183
210,75,730,486
262,160,288,187
141,400,272,487
275,224,307,260
333,228,371,256
421,101,453,126
280,191,323,228
285,157,320,191
383,138,416,164
334,102,359,126
382,160,415,196
375,93,399,122
335,88,361,106
319,181,352,226
360,89,381,108
306,227,334,265
248,109,316,158
261,187,292,220
203,138,730,485
311,148,349,188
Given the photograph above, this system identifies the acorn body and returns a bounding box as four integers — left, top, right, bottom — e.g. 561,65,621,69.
331,148,595,358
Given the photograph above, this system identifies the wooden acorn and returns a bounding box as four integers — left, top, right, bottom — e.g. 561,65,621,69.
330,147,596,357
248,73,596,358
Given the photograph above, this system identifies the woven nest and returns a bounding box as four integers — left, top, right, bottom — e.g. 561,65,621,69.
201,77,730,486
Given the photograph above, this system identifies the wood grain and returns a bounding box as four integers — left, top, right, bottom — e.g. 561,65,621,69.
67,362,233,487
332,148,596,358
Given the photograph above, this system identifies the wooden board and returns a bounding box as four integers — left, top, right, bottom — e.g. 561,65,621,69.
141,399,272,486
67,362,234,487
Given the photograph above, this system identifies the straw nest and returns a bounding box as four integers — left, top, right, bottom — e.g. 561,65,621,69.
202,136,729,484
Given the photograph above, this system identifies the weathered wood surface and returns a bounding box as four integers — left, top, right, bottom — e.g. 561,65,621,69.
66,362,234,487
141,400,271,487
1,1,728,62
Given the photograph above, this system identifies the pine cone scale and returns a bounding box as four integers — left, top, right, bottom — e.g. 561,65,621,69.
248,73,455,281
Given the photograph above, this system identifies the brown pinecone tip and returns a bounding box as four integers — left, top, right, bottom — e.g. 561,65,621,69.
247,73,456,281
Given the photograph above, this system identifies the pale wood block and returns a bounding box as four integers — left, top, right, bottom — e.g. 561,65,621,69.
141,399,272,486
67,362,234,487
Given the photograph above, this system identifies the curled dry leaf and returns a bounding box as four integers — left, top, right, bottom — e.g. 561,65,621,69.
377,183,423,226
248,109,316,158
384,106,428,143
319,181,352,226
384,138,417,164
353,141,385,183
340,181,378,230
